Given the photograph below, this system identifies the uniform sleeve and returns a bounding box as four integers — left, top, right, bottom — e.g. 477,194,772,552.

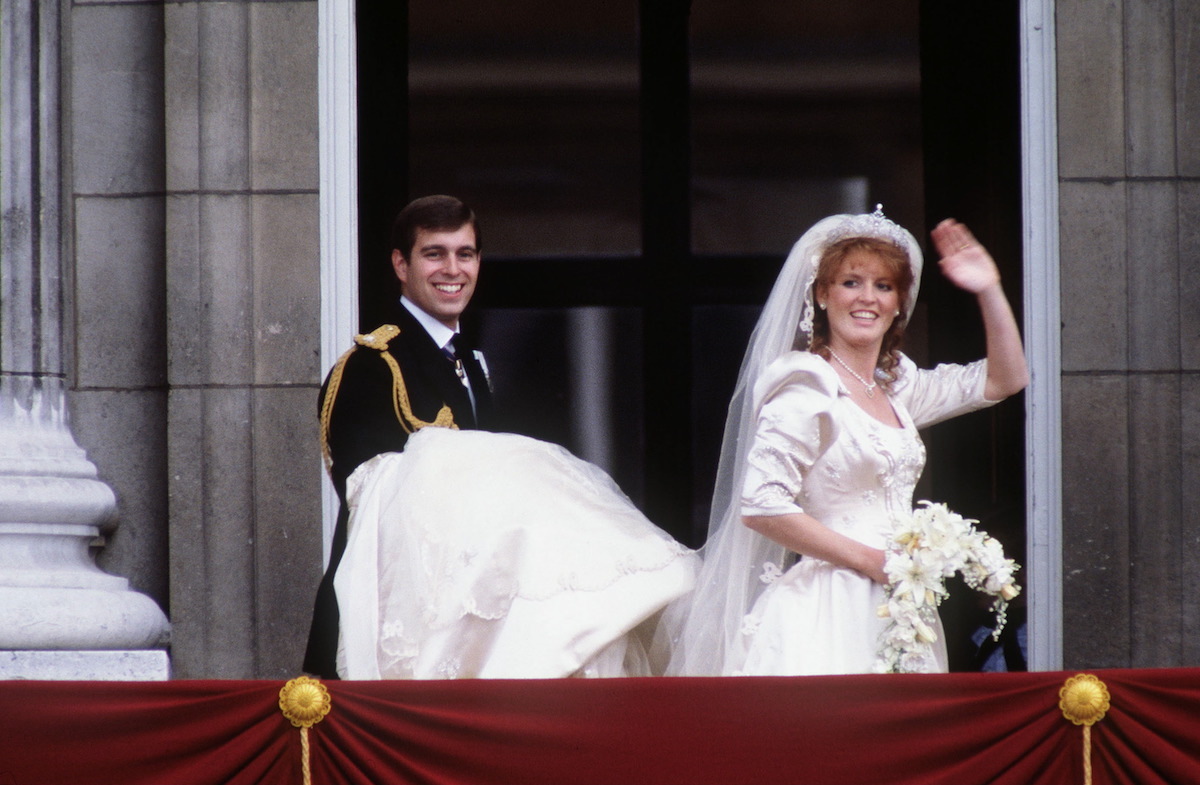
890,353,996,429
740,352,841,518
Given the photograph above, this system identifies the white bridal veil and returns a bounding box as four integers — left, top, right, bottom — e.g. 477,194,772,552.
666,207,925,676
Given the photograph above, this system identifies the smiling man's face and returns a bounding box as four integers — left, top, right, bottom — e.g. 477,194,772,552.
392,224,480,328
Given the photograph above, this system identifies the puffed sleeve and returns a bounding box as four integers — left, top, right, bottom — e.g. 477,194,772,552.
740,352,840,517
890,353,996,429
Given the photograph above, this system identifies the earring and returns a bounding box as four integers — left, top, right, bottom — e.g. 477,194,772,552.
819,302,827,310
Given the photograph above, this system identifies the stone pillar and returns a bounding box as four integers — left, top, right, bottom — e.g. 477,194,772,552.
1058,0,1200,669
163,0,323,679
0,0,169,679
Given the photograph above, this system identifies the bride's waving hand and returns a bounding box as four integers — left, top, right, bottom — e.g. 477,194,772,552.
932,218,1029,402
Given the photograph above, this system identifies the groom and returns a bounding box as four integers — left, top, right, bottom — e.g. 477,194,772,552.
303,195,499,679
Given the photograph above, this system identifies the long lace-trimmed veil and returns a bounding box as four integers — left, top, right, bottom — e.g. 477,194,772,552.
664,207,924,676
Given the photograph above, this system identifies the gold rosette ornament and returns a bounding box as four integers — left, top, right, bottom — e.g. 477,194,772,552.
1060,673,1110,726
280,676,332,727
280,677,332,785
1059,674,1110,785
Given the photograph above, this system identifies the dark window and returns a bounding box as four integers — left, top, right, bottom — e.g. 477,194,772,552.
354,0,1023,670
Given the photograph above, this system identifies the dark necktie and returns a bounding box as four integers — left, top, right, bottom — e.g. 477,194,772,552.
445,335,481,418
444,335,466,381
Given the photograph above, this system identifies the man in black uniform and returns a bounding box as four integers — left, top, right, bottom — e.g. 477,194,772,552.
303,195,498,678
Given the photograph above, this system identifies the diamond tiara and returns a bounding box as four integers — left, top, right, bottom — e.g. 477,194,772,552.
825,204,912,250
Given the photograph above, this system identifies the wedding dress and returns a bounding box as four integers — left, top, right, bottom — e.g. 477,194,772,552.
665,207,1005,677
334,427,698,679
733,351,993,675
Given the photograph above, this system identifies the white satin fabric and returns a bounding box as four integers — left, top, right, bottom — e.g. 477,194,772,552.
334,427,698,680
731,351,993,675
663,212,931,677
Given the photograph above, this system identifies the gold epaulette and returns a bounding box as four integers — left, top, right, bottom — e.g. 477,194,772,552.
354,323,400,350
319,324,457,475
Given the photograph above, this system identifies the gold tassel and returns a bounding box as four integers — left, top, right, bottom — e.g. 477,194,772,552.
279,676,332,785
1059,673,1111,785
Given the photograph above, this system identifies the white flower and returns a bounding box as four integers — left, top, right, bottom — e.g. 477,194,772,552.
913,619,938,644
758,561,783,585
874,500,1022,674
887,549,946,608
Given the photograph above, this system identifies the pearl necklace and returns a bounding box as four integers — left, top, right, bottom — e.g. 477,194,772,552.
828,349,878,398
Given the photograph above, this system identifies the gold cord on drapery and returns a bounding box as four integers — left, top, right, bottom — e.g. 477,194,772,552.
1059,673,1111,785
280,676,332,785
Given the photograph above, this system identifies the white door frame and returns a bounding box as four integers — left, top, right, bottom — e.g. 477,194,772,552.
1019,0,1064,671
317,0,359,563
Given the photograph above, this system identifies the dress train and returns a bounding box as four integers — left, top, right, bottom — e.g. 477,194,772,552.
334,427,697,679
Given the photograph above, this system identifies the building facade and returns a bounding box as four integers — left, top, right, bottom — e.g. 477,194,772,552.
0,0,1196,678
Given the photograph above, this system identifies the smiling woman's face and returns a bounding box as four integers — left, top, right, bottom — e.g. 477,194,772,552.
818,249,901,352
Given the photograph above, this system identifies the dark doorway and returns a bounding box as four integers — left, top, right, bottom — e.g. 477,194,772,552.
353,0,1025,671
920,0,1026,671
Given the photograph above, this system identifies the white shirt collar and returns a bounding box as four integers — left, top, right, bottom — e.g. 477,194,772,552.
400,296,458,351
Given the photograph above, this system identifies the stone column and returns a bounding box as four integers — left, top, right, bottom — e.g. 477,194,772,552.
0,0,169,679
162,0,323,679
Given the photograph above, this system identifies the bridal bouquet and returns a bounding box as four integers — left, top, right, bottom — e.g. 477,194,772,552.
874,501,1021,674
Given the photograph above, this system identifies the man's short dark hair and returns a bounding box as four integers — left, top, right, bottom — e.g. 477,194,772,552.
390,195,480,261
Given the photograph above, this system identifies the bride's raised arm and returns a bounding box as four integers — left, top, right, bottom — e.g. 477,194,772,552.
931,218,1029,401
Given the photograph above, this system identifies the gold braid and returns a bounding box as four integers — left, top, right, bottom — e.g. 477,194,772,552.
319,324,457,476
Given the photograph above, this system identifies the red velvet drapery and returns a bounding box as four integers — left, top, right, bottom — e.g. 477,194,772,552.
1,668,1197,784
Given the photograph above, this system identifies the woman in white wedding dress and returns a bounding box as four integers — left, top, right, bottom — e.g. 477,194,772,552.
334,427,698,680
667,208,1028,676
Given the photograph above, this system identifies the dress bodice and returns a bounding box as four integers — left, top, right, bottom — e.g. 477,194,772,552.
800,399,925,548
741,351,991,552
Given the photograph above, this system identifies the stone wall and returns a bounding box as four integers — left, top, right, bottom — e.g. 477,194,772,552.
65,0,324,679
1058,0,1200,668
52,0,1200,677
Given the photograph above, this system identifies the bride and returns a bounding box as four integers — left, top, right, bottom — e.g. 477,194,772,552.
334,426,698,679
667,207,1028,676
